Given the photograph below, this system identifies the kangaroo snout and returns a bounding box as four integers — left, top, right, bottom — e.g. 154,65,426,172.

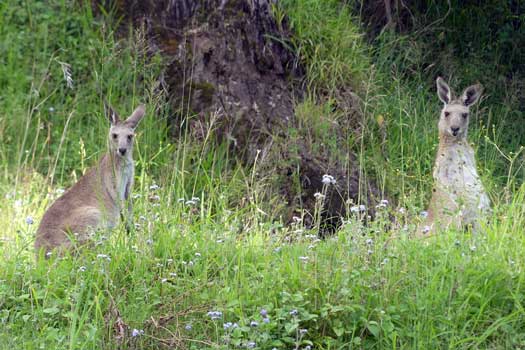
451,127,460,136
118,148,127,156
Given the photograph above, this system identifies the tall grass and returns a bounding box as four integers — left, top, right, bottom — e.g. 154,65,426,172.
1,0,525,349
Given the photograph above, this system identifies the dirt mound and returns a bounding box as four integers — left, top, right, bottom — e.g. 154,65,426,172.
95,0,379,232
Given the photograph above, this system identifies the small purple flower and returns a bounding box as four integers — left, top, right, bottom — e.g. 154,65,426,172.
207,311,222,320
223,322,233,330
25,216,34,225
246,341,256,349
263,317,270,324
290,309,298,316
131,329,144,337
299,328,307,335
260,308,268,317
250,321,259,327
185,324,192,331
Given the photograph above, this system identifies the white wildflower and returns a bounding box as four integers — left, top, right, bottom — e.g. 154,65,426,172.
322,174,336,185
313,192,325,200
96,254,111,261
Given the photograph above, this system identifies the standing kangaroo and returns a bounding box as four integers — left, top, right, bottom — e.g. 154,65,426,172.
35,104,146,256
419,77,490,236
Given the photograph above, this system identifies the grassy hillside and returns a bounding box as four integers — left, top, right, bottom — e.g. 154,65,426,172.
1,0,525,349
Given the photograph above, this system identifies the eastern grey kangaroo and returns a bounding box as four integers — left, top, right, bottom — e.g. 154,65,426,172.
419,77,490,236
35,104,146,256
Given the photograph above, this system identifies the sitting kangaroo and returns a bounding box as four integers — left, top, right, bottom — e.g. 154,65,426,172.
419,77,490,236
35,104,146,257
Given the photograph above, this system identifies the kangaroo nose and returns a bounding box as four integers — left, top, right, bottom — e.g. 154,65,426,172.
118,148,127,156
451,127,460,136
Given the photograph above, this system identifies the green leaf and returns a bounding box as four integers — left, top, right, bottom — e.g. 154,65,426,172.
334,327,345,337
367,321,380,338
43,307,60,315
285,322,298,334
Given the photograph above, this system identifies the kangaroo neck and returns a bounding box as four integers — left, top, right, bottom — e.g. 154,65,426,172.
108,151,133,170
438,133,468,149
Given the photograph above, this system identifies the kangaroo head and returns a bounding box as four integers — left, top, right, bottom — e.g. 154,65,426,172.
106,104,146,160
436,77,482,140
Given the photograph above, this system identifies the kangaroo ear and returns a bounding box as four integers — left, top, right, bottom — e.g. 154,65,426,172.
105,102,120,125
125,104,146,130
461,83,483,107
436,77,452,105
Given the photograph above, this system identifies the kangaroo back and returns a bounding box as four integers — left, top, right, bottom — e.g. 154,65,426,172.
35,104,145,257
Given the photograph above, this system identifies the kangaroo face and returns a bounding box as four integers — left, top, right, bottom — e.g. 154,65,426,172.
109,123,135,159
439,103,470,139
436,77,482,141
106,104,146,160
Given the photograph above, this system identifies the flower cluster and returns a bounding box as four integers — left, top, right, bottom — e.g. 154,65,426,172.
375,199,389,210
131,328,144,337
350,204,367,213
322,174,336,185
207,310,223,321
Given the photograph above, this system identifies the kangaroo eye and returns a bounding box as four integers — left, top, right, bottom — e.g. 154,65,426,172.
462,113,468,119
112,133,117,140
444,112,450,118
127,135,133,141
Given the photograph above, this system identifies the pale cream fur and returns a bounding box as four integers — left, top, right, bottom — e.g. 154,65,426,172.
418,78,490,236
35,104,146,257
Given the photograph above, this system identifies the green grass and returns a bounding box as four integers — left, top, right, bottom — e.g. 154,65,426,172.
1,0,525,349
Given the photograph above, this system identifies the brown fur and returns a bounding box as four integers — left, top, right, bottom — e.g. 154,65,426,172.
417,78,490,236
35,105,145,257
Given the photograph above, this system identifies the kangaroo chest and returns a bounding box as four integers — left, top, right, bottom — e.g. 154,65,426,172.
433,143,489,211
117,162,134,202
